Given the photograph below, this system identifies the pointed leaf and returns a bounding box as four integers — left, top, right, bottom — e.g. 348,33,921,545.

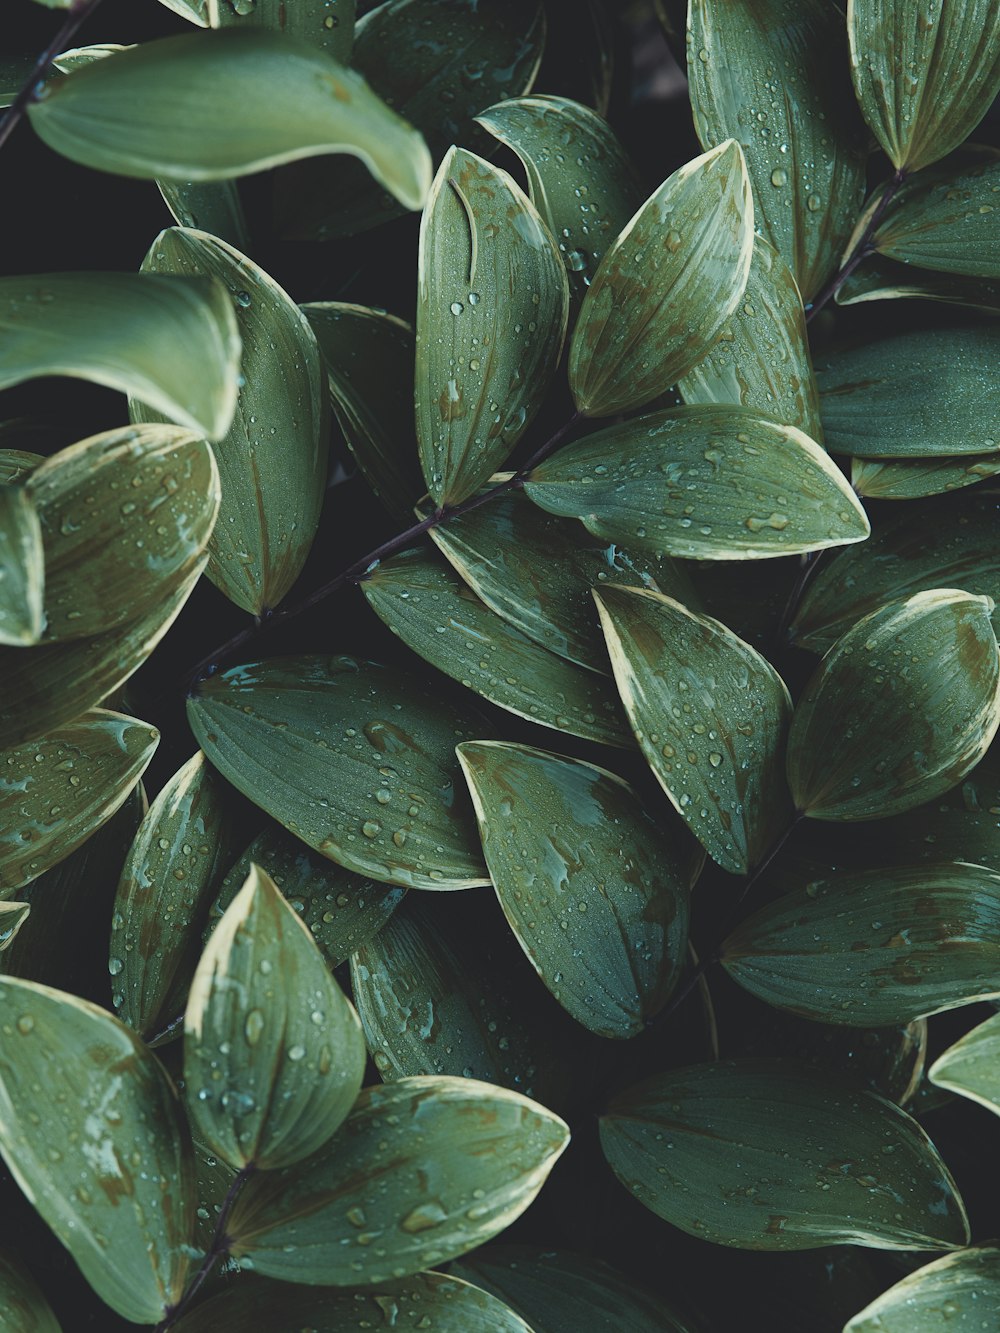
0,1250,59,1333
929,1012,1000,1118
678,236,824,442
787,589,1000,819
594,585,792,874
28,423,220,641
415,147,568,505
0,977,195,1322
110,751,242,1040
362,547,631,747
688,0,867,300
212,0,356,62
600,1060,969,1251
845,1247,1000,1332
429,484,699,674
0,557,205,750
135,228,327,616
157,179,251,252
568,140,754,417
301,302,422,521
457,741,692,1037
816,327,1000,458
524,405,869,560
0,710,158,895
28,31,432,208
187,656,490,890
0,272,240,441
0,904,30,954
871,152,1000,277
0,486,43,646
848,0,1000,172
185,865,366,1169
475,94,644,306
838,253,1000,313
722,863,1000,1025
228,1076,569,1282
852,454,1000,500
158,0,210,21
210,826,406,970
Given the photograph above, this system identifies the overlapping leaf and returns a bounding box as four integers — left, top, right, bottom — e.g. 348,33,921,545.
599,1060,969,1251
212,0,356,62
0,485,43,646
524,405,868,560
852,454,1000,500
457,741,693,1037
415,147,568,505
871,151,1000,277
929,1012,1000,1118
787,590,1000,820
568,140,754,417
838,254,1000,314
0,904,29,954
0,450,42,484
157,179,251,252
595,586,792,874
187,656,490,889
0,1251,59,1333
845,1247,1000,1332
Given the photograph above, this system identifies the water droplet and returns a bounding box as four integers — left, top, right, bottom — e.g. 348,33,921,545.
770,168,788,187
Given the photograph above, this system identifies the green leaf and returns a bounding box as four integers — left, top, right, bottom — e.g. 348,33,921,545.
929,1012,1000,1118
209,825,406,970
274,0,545,242
0,1250,60,1333
362,547,631,747
844,1246,1000,1332
792,493,1000,653
415,147,568,506
847,0,1000,172
568,140,754,417
0,977,195,1323
428,484,700,674
871,151,1000,277
594,585,792,874
838,253,1000,313
301,302,423,521
28,30,432,209
0,709,158,895
451,1246,701,1333
27,423,220,642
212,0,356,63
688,0,866,301
135,228,328,616
0,450,42,485
0,485,43,646
457,740,693,1037
599,1060,969,1251
110,751,242,1040
349,891,582,1105
722,863,1000,1026
677,236,824,443
187,656,490,890
852,453,1000,500
157,179,251,252
172,1271,534,1332
185,864,366,1169
0,556,205,750
524,405,869,560
816,327,1000,458
787,590,1000,820
228,1076,569,1282
0,903,30,953
158,0,210,22
0,272,240,441
475,94,644,307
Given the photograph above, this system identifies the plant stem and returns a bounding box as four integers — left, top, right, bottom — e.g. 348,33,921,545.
0,0,104,154
154,1162,255,1332
805,168,907,323
182,412,582,690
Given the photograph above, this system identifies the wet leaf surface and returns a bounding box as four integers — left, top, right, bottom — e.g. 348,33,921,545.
851,453,1000,500
838,253,1000,314
871,151,1000,277
212,0,355,62
157,178,251,252
929,1011,1000,1119
845,1246,1000,1332
0,485,43,647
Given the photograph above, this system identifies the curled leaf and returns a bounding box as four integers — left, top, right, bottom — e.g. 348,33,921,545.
845,1247,1000,1332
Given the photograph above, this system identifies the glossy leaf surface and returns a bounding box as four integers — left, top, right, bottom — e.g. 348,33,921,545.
722,863,1000,1025
0,978,194,1322
688,0,866,300
600,1060,968,1251
787,590,1000,820
848,0,1000,171
525,405,868,560
0,710,157,894
0,903,29,953
28,31,432,208
157,178,251,252
0,450,42,485
852,454,1000,500
136,228,327,616
568,140,754,417
415,147,568,505
457,741,693,1037
0,485,43,646
212,0,356,62
595,585,792,874
929,1012,1000,1118
187,656,490,889
0,272,239,441
185,865,366,1168
845,1247,1000,1332
228,1076,569,1282
872,153,1000,277
363,548,630,747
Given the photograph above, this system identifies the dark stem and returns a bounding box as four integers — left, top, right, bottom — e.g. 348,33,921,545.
805,168,907,323
182,412,582,691
0,0,104,154
154,1162,255,1332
